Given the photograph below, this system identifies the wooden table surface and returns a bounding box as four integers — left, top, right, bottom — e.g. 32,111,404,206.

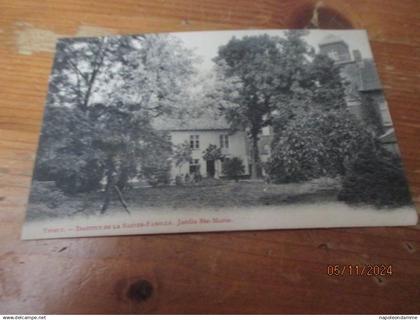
1,0,420,314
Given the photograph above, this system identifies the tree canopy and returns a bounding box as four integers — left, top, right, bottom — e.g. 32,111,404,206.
266,109,374,183
212,31,349,179
36,34,197,213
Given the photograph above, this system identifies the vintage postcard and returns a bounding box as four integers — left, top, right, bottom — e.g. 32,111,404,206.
22,29,418,239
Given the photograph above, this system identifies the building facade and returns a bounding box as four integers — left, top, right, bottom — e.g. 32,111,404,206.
154,115,250,182
169,128,250,180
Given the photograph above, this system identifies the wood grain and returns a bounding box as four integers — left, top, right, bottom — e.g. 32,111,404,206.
0,0,420,314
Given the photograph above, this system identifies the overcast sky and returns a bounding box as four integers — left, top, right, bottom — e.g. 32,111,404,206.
171,29,373,72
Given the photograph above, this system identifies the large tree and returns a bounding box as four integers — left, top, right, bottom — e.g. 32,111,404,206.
212,31,313,179
266,35,374,184
36,34,197,213
212,30,370,183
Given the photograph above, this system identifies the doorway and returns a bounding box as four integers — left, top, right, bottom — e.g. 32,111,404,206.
206,160,215,178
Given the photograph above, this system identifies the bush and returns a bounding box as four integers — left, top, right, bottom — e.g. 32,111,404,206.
222,157,245,181
28,181,68,208
175,174,184,186
267,109,372,183
142,161,171,187
337,146,412,208
53,159,104,194
35,156,104,195
202,144,224,161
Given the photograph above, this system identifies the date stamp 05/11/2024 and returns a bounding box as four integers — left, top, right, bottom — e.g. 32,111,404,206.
327,265,393,277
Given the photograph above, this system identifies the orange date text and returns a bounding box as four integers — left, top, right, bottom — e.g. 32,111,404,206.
326,264,393,276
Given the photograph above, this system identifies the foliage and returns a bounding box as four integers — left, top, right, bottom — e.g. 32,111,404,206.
360,95,384,135
338,145,412,208
264,33,361,184
141,162,171,187
34,106,106,193
211,31,343,179
172,141,192,169
35,34,197,212
212,34,288,178
138,129,172,187
305,54,347,111
202,144,225,161
28,181,68,209
222,157,245,181
48,35,197,112
175,175,184,186
266,109,373,183
270,52,348,136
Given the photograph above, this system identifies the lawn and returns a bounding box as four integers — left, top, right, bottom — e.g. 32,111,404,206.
26,178,341,220
126,178,340,208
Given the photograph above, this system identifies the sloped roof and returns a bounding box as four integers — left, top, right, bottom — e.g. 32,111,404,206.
152,113,230,131
319,34,347,46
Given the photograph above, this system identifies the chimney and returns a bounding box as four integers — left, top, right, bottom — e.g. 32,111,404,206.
353,49,362,62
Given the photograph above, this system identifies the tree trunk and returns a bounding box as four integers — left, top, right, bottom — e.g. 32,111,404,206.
81,38,107,111
250,134,260,180
100,175,113,214
101,159,132,214
114,185,131,214
116,165,129,191
101,159,115,214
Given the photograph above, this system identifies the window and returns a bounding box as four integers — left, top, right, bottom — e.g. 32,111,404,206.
219,134,229,148
189,159,200,174
190,135,199,149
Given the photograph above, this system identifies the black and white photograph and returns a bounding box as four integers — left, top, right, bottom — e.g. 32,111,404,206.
22,29,417,239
